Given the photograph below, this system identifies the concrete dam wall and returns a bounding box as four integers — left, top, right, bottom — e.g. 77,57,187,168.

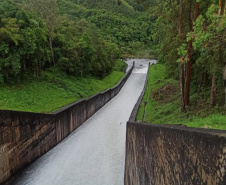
125,62,226,185
0,64,134,184
124,122,226,185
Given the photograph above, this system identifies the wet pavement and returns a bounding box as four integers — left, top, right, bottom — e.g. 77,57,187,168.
12,59,156,185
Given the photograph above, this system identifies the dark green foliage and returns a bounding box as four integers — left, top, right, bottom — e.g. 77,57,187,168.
0,62,126,113
0,0,155,84
136,0,226,128
113,59,127,72
0,0,50,84
57,0,155,56
137,64,226,130
143,0,226,107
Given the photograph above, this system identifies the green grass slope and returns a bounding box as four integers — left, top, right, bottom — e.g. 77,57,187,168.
137,64,226,130
0,60,127,113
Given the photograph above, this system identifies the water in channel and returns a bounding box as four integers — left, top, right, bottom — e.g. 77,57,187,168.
12,59,156,185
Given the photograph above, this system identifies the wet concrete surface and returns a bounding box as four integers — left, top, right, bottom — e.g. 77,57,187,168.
11,59,156,185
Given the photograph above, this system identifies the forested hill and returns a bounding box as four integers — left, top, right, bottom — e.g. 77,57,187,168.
57,0,155,55
0,0,154,85
63,0,140,13
136,0,226,129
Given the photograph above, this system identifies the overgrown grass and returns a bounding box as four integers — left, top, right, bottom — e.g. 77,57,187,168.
0,60,126,113
137,64,226,130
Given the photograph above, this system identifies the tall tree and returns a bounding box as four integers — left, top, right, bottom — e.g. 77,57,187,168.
219,0,226,106
185,0,200,105
191,0,226,107
179,0,185,112
26,0,59,66
211,0,225,107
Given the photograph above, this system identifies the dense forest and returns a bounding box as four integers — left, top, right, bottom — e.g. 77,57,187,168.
1,0,225,116
140,0,226,109
135,0,226,129
0,0,154,85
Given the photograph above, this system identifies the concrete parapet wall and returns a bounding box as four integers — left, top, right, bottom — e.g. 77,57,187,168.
0,111,56,184
0,65,134,184
125,122,226,185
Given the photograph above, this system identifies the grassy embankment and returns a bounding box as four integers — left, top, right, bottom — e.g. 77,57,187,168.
0,60,127,113
136,64,226,130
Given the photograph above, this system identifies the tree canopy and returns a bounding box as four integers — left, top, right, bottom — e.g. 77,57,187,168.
140,0,226,109
0,0,154,84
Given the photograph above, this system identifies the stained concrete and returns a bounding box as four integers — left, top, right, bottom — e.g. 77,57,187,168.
0,63,134,184
125,122,226,185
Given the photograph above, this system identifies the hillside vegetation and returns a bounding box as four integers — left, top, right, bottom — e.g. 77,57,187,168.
137,64,226,130
0,0,154,112
57,0,156,57
0,0,155,85
0,60,127,113
136,0,226,129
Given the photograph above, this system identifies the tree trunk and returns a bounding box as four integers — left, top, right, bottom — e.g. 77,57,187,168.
209,0,225,107
219,0,225,15
200,71,208,99
225,86,226,108
185,2,200,105
211,75,217,107
224,65,226,106
197,73,203,96
219,0,226,106
48,36,55,66
178,0,183,41
179,0,185,112
180,58,185,112
185,40,192,105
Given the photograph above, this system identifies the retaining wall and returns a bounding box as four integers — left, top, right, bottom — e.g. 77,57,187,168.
125,63,226,185
0,111,56,184
125,122,226,185
0,65,134,184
